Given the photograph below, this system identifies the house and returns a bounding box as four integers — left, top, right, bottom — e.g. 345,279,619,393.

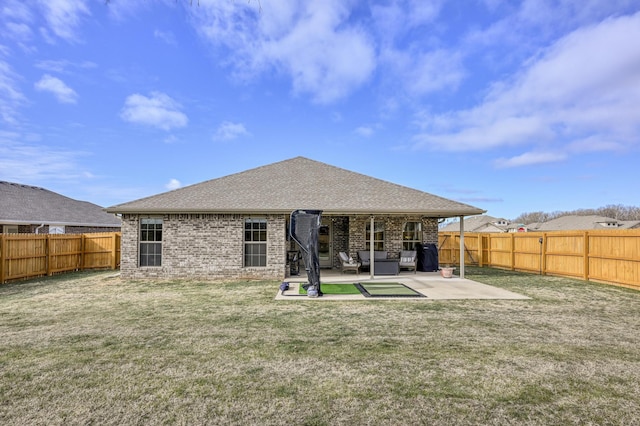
527,215,640,231
0,181,121,234
106,157,485,280
440,215,512,233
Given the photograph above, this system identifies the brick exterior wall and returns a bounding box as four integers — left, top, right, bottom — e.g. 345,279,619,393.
330,216,349,269
121,213,286,280
347,216,439,259
120,213,440,280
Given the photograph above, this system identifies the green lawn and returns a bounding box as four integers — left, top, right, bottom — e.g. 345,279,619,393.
1,268,638,425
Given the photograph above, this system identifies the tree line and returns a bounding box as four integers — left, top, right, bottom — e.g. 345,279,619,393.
512,204,640,224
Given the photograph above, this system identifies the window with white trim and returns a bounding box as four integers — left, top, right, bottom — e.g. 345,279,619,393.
402,222,422,250
244,218,267,267
365,222,385,251
140,218,162,267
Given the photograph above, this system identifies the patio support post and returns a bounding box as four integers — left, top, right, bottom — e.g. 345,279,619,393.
459,215,465,279
370,216,375,279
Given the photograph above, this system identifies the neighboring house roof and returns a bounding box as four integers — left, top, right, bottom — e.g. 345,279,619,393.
0,181,121,227
527,215,640,231
440,215,509,232
107,157,485,217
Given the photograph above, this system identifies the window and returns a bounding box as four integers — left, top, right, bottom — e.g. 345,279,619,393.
140,218,162,267
2,225,19,234
245,218,267,267
365,222,385,251
403,222,422,250
49,225,65,234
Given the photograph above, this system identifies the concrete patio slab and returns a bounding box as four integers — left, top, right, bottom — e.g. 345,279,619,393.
275,270,530,301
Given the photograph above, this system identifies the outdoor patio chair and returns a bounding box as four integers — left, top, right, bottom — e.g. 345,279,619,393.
399,250,417,273
339,252,361,274
357,250,370,270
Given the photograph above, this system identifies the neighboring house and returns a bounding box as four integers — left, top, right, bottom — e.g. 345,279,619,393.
440,215,511,233
527,215,640,231
107,157,485,280
0,181,121,234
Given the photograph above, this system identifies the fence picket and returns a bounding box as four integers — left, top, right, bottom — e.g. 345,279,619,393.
439,230,640,291
0,232,120,284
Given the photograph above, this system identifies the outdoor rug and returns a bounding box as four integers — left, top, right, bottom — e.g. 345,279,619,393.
355,282,426,298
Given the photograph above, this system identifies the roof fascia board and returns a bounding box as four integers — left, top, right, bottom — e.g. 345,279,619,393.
0,219,120,227
107,208,486,217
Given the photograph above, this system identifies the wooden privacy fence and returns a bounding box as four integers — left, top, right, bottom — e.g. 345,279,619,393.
0,232,121,284
438,230,640,291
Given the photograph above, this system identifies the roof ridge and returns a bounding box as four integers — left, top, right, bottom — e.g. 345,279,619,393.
0,181,45,191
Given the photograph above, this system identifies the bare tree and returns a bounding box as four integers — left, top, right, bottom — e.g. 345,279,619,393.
513,204,640,223
512,211,550,224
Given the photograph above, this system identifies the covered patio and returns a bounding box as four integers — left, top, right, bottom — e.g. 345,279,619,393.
276,269,529,300
108,157,488,282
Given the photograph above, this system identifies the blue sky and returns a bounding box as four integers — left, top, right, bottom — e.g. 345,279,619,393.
1,0,639,220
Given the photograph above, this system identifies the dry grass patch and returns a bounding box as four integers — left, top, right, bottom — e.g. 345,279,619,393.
0,268,638,425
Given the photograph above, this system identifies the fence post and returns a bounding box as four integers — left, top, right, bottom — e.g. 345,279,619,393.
80,234,86,271
510,233,515,270
478,234,483,267
583,231,589,281
0,235,5,284
45,235,51,277
541,233,547,275
111,232,117,270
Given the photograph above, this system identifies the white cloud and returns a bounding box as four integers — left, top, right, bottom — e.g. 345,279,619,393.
163,135,179,144
5,22,33,42
191,1,376,104
371,0,443,45
35,59,97,73
355,126,374,137
370,1,466,99
0,130,87,181
165,178,181,190
382,47,465,97
34,74,78,103
414,116,553,152
38,0,91,42
0,60,26,124
413,12,640,161
1,0,34,46
213,121,250,141
1,0,33,22
120,91,188,131
495,151,567,168
102,1,152,21
154,29,176,45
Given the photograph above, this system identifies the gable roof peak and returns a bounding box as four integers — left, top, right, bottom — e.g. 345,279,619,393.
107,156,485,217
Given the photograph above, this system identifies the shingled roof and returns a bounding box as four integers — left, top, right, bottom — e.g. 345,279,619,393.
527,215,640,231
107,157,485,217
1,181,121,227
440,215,510,232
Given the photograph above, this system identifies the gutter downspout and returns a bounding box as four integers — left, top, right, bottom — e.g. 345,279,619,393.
35,224,45,234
